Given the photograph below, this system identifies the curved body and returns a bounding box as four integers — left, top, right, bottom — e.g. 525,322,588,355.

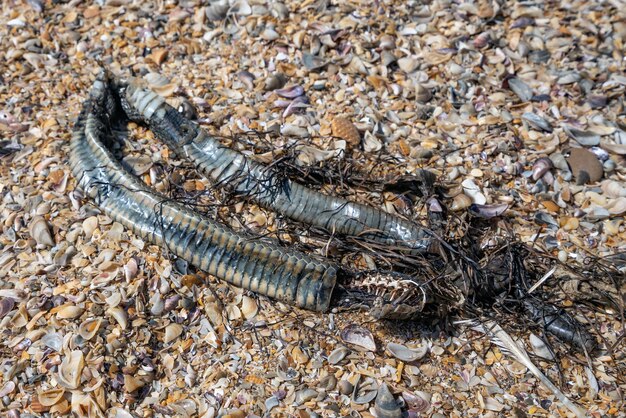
69,77,337,311
121,82,433,254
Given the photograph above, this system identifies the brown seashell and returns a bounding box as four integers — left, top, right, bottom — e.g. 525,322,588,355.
331,117,360,146
450,194,472,211
56,305,84,320
28,215,54,247
148,48,168,66
37,388,65,407
241,296,258,319
78,318,102,340
107,306,128,330
30,396,51,414
57,351,85,389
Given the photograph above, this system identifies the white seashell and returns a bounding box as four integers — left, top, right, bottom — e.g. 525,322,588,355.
164,323,183,343
363,131,382,153
328,346,350,365
41,332,63,352
241,296,258,319
261,27,279,41
386,342,428,362
398,57,419,73
78,318,102,340
340,324,376,352
0,381,15,397
607,197,626,215
150,292,164,316
280,124,310,138
56,305,84,320
105,292,122,308
107,306,128,330
124,258,138,281
28,215,54,247
82,216,98,240
451,194,472,211
461,178,486,205
601,180,626,198
529,333,554,360
205,0,229,21
57,351,85,389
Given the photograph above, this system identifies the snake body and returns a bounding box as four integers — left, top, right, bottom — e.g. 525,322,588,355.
119,81,434,254
70,76,338,311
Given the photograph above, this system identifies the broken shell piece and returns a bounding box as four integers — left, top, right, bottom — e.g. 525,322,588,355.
302,53,328,71
352,375,378,404
529,333,554,360
78,318,102,340
386,342,428,362
37,388,65,407
0,381,15,398
564,126,600,147
241,296,258,319
601,180,626,198
205,0,228,20
363,131,382,153
107,306,128,329
340,324,376,352
451,194,472,211
328,346,350,365
275,85,304,99
29,215,54,247
532,157,553,181
57,351,85,389
56,305,84,320
0,298,16,318
331,117,360,146
508,77,532,102
164,323,183,343
375,383,402,418
469,203,509,219
607,197,626,215
124,258,138,281
415,84,432,103
461,179,486,205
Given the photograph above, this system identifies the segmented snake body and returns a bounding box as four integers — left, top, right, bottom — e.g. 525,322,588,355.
70,77,338,311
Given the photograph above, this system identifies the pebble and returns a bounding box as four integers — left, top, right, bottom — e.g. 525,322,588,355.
566,148,603,184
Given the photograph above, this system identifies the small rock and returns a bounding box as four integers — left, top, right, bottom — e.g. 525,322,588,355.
565,148,603,184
